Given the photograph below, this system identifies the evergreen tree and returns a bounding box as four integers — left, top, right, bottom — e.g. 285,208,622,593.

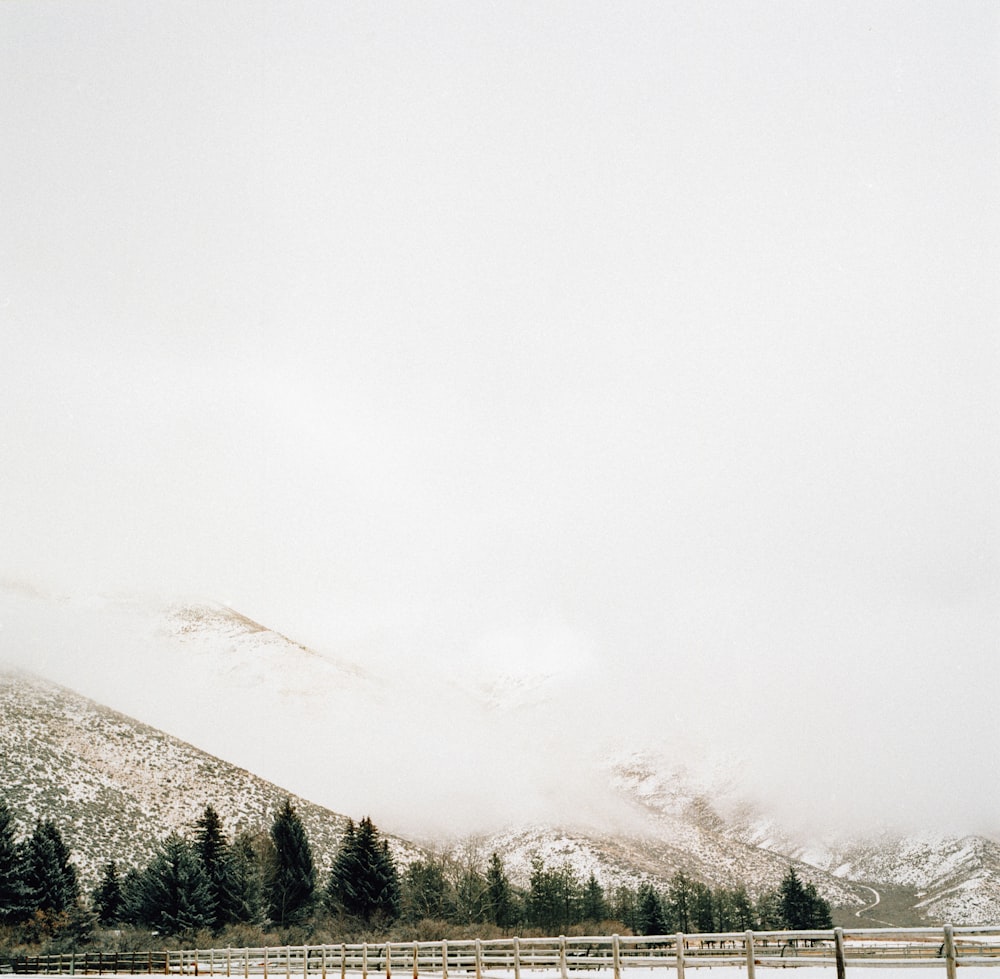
484,852,516,929
119,868,147,926
611,884,639,934
266,799,316,927
0,800,28,924
326,816,400,924
21,819,79,914
730,885,757,931
137,834,215,935
525,858,580,932
580,872,607,924
92,860,125,925
194,804,241,930
229,830,266,925
692,881,715,932
636,881,667,935
664,871,694,933
803,880,833,928
754,885,783,930
776,867,832,929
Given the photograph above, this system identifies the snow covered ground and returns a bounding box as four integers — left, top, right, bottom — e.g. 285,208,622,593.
11,969,1000,979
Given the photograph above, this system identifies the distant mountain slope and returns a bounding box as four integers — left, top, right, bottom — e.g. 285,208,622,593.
476,824,869,909
3,585,999,927
0,670,422,888
813,833,1000,926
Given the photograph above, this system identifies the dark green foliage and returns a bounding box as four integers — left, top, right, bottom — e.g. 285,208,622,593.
92,860,125,925
636,881,667,935
266,799,316,928
711,885,755,932
692,881,715,933
484,852,516,929
610,884,639,933
664,871,694,933
774,867,833,929
132,834,215,935
21,820,79,915
194,804,244,930
524,858,580,932
326,816,401,925
580,872,607,924
229,830,266,925
0,800,29,924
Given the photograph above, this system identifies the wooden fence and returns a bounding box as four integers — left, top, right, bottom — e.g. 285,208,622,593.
10,927,1000,977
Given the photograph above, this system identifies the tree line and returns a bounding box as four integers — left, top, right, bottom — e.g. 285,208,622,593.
0,797,830,950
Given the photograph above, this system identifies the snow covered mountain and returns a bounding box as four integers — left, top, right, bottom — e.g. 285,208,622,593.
2,583,999,925
0,669,424,888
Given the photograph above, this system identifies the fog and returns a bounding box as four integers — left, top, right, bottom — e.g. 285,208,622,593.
1,1,997,842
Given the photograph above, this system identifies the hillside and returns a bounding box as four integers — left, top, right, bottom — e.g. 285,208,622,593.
0,669,422,888
2,586,999,926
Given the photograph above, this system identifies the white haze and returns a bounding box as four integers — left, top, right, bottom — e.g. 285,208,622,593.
1,2,998,842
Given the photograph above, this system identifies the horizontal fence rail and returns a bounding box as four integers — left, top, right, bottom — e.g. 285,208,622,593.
10,928,1000,977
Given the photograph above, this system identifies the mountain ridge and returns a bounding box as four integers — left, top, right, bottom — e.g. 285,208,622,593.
2,587,999,925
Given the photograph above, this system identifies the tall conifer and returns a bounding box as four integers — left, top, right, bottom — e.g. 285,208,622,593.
266,799,316,927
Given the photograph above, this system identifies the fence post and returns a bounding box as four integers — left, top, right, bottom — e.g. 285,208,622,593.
745,931,755,979
412,942,419,979
834,928,845,979
676,934,685,979
363,943,369,979
442,940,449,979
475,940,482,979
512,938,520,979
611,935,620,979
385,942,392,979
322,946,327,979
305,946,310,979
558,937,567,979
285,947,291,979
943,926,957,979
263,947,268,979
340,944,346,979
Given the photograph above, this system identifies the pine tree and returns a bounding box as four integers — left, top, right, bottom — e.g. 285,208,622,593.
692,881,715,932
636,881,667,935
730,885,756,931
611,884,639,934
266,799,316,927
326,816,400,924
137,834,215,935
580,872,607,924
194,804,241,930
525,858,580,932
484,852,516,929
0,800,28,924
803,880,833,928
229,831,266,925
779,867,810,929
92,860,125,925
664,871,694,933
21,819,79,914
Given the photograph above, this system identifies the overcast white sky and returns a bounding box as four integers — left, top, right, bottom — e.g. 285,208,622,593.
1,2,998,837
